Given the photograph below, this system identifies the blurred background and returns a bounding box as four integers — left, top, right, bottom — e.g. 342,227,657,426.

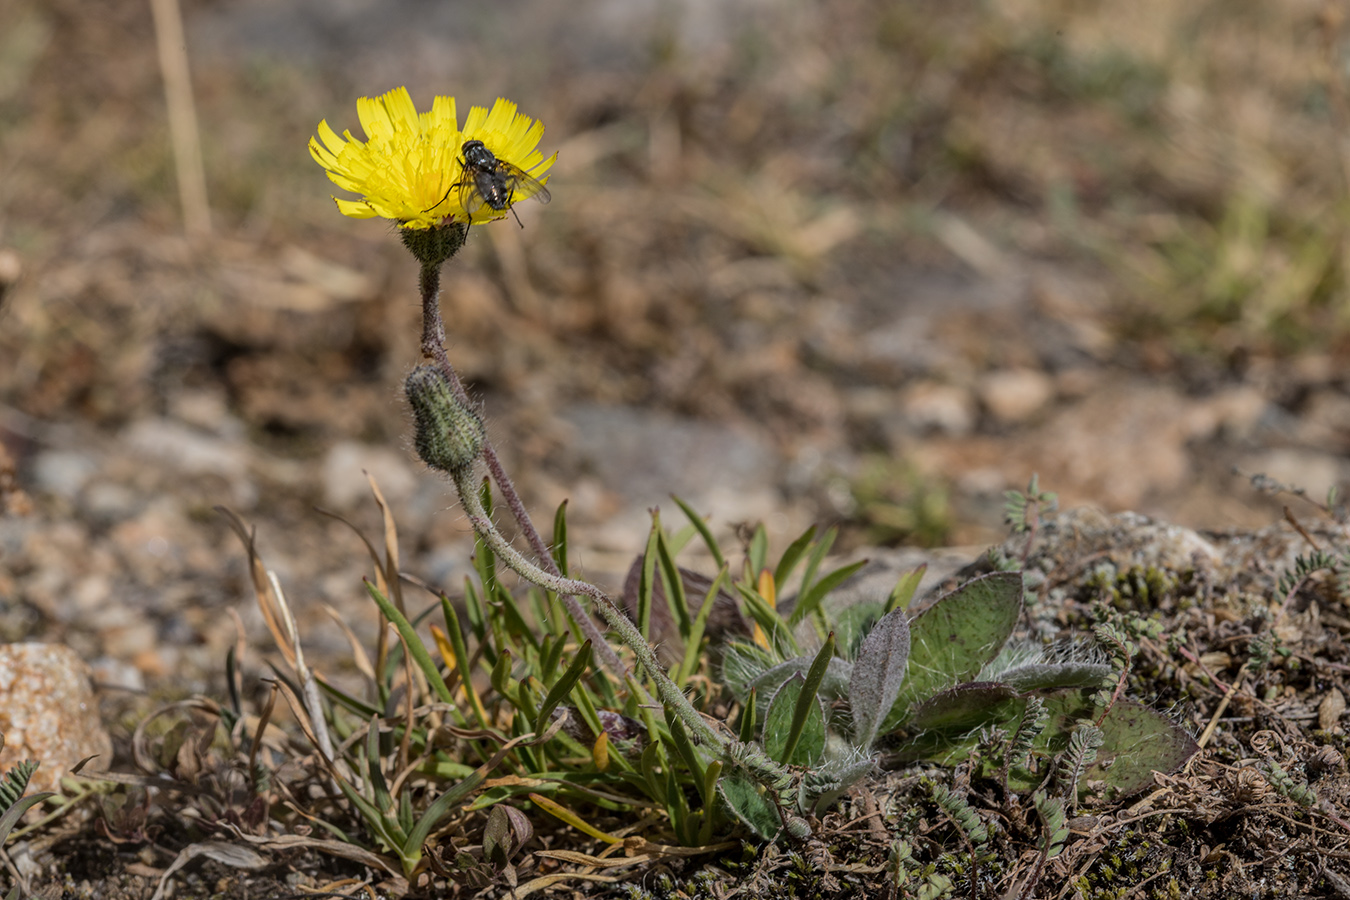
3,0,1350,686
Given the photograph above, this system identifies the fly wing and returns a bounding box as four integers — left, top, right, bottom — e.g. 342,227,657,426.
498,162,552,205
457,175,489,217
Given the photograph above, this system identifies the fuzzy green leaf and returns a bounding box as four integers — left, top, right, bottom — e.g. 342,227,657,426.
888,684,1025,765
997,662,1115,693
849,607,912,748
884,572,1022,731
1009,691,1198,796
718,771,783,840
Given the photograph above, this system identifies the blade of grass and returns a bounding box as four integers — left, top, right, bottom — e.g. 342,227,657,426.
773,526,817,593
777,633,835,766
552,499,569,574
788,559,869,628
656,530,692,640
738,688,758,742
528,792,622,844
675,565,730,686
747,524,769,579
534,641,594,735
638,516,661,640
364,581,453,705
671,495,726,571
439,596,492,728
886,564,927,614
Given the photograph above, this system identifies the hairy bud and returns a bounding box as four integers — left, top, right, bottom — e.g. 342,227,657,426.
399,222,469,267
405,366,485,475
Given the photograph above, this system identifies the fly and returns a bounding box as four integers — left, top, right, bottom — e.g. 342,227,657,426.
445,139,551,227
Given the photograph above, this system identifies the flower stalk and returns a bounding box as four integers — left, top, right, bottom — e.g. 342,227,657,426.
413,260,628,678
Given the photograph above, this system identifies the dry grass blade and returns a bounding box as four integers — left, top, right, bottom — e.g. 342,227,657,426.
321,602,377,682
149,841,266,900
533,849,657,869
512,872,620,898
366,471,403,612
270,675,349,782
148,0,210,237
222,826,406,880
217,507,298,672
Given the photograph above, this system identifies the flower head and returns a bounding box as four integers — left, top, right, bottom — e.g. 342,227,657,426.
309,87,555,230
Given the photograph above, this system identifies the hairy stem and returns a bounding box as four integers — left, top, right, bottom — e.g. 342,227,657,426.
418,260,626,677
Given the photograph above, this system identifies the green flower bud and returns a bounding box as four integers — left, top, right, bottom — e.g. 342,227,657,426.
399,222,469,267
405,366,485,475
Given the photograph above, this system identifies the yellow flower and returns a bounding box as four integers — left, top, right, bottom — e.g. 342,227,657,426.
309,87,556,230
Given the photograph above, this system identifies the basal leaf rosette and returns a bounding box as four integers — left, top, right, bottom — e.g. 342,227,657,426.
309,87,555,230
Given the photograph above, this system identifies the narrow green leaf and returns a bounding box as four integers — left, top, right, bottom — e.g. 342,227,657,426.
365,716,394,817
640,742,668,805
571,682,606,749
699,760,724,845
405,736,525,858
885,564,927,614
638,516,661,641
779,634,835,764
665,714,708,785
666,758,692,843
364,582,453,705
734,582,798,657
495,585,540,654
738,688,758,742
474,477,497,589
675,565,730,686
463,577,488,647
796,526,839,604
538,634,565,685
440,595,490,729
789,559,869,628
773,526,818,593
667,521,697,557
535,641,593,735
656,530,693,640
764,675,825,766
332,775,404,855
552,499,569,574
0,792,53,847
397,789,414,837
671,495,726,571
490,648,521,709
747,524,769,580
316,675,383,719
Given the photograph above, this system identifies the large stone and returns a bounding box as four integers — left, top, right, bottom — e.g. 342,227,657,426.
0,643,111,792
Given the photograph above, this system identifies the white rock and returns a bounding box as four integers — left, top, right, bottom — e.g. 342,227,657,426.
978,368,1056,424
0,643,111,792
